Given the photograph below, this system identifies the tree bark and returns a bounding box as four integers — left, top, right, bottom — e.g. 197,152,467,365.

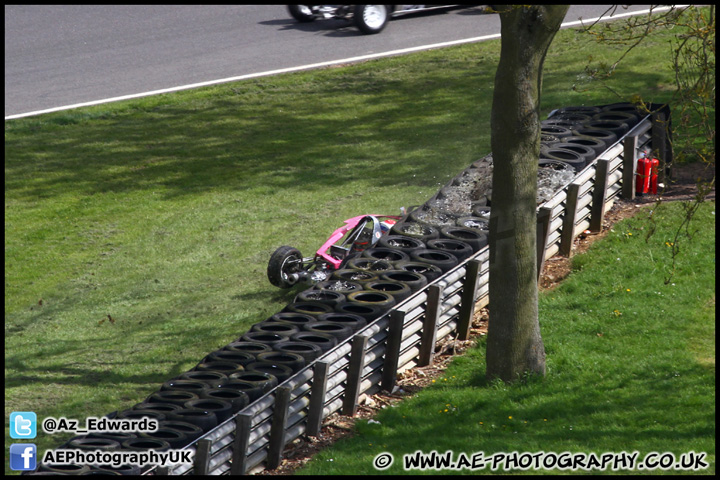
486,5,569,383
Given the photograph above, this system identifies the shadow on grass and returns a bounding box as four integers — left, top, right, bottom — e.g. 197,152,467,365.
5,61,487,203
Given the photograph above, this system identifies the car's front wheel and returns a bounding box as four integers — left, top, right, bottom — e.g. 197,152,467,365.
267,246,303,288
354,5,390,34
288,5,316,23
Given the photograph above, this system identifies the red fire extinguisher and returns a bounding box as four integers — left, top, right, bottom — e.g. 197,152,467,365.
649,156,659,194
636,152,652,195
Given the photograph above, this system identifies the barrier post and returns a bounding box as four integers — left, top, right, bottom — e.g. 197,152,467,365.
559,183,580,256
343,334,370,416
418,285,443,366
622,134,638,199
590,158,611,232
267,386,292,470
536,206,552,279
306,361,330,437
381,310,405,392
230,413,253,475
193,438,213,475
457,260,481,340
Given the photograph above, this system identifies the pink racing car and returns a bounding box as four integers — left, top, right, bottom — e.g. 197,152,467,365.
267,214,402,288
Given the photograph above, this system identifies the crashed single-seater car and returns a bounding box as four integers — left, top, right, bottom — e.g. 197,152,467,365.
267,214,402,288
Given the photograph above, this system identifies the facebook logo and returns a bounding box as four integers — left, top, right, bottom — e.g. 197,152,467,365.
10,443,37,471
10,411,37,439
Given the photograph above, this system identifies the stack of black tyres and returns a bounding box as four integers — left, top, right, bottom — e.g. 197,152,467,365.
540,102,644,173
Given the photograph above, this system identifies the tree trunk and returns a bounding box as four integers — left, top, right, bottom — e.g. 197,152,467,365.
486,5,569,383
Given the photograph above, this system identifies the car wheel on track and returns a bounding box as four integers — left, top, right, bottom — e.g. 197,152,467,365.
288,5,315,22
354,5,390,34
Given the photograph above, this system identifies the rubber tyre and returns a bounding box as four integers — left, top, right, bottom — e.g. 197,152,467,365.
36,464,91,475
427,238,475,262
245,361,295,383
121,437,171,451
116,409,166,423
283,301,335,317
551,142,597,166
66,436,121,451
204,349,256,367
313,279,364,295
410,249,458,273
165,408,218,432
540,147,587,171
592,110,640,126
267,246,303,289
334,301,385,321
456,216,489,232
183,398,234,424
222,340,272,355
331,268,379,284
377,235,425,253
546,112,593,126
380,270,428,291
471,205,491,220
131,402,182,417
288,5,315,22
139,428,189,449
85,430,137,446
354,5,390,34
146,390,199,407
409,206,459,227
290,331,338,354
256,351,306,371
346,290,397,310
361,247,410,264
317,312,368,332
273,340,324,364
295,289,346,307
582,119,629,138
541,118,577,129
571,127,618,147
601,102,643,121
240,331,291,346
390,221,440,242
562,135,608,158
540,124,573,139
200,388,250,413
392,260,443,283
267,312,317,327
302,321,354,342
251,322,300,337
345,257,394,273
215,379,265,402
160,379,209,396
157,420,204,444
440,226,488,252
363,279,414,302
541,133,561,148
192,360,245,377
556,105,601,116
228,371,279,393
176,370,228,388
